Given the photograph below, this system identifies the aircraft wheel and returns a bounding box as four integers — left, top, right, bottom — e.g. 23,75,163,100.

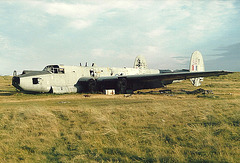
88,79,97,93
117,78,127,94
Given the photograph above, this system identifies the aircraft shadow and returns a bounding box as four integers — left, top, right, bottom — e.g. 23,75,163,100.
0,90,18,96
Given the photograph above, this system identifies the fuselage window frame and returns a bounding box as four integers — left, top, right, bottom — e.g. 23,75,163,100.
32,78,39,84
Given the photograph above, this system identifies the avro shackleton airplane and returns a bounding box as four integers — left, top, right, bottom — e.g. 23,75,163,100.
12,51,231,94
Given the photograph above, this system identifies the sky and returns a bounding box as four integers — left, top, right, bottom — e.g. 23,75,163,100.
0,0,240,75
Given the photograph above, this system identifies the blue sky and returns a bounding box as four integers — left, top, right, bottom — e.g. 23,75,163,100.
0,0,240,75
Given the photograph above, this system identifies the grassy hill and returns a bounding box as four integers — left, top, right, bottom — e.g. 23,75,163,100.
0,73,239,162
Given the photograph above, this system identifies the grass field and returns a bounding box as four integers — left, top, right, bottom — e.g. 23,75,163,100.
0,73,240,162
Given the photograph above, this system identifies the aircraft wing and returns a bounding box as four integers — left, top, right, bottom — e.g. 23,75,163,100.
127,70,232,81
96,70,232,93
98,70,232,82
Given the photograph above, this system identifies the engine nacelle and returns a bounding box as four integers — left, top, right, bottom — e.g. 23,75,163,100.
77,77,97,93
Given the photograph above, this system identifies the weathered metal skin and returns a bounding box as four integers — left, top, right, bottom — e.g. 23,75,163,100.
12,52,232,94
12,63,160,93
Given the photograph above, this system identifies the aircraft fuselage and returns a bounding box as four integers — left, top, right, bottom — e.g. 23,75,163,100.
12,64,161,93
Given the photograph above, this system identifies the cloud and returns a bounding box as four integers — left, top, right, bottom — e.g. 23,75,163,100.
0,34,10,50
0,34,36,75
68,19,92,30
19,1,147,30
214,43,240,58
16,1,97,30
0,34,24,59
44,3,98,18
147,27,170,38
15,0,238,46
91,49,108,58
145,0,237,45
0,0,239,75
206,42,240,71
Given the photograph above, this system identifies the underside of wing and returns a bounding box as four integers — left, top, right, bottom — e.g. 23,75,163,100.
96,71,232,93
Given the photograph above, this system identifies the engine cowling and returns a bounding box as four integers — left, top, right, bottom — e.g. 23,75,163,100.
77,77,97,93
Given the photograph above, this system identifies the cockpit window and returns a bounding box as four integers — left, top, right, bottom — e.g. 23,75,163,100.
43,65,64,74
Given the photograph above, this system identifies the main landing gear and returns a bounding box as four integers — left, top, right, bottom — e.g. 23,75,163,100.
117,78,127,94
87,79,97,93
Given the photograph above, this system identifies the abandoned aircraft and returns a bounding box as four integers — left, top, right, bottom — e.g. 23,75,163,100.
12,51,231,94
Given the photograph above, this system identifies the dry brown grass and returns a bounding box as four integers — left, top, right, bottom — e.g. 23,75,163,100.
0,73,240,162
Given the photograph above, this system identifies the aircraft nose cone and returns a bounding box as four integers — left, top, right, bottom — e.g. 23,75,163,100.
12,76,22,90
12,76,20,85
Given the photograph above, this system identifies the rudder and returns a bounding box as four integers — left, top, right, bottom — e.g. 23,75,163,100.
134,55,148,69
189,51,205,86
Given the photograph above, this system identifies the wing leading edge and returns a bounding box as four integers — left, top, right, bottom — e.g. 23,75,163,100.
98,71,232,82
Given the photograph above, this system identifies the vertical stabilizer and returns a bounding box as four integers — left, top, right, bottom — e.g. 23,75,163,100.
189,51,205,86
134,55,148,69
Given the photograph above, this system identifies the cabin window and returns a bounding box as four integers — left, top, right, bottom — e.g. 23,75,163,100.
32,78,39,84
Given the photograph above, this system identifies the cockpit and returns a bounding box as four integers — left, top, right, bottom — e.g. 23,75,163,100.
43,65,65,74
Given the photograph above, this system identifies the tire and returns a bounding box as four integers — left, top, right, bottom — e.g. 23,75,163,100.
117,78,127,94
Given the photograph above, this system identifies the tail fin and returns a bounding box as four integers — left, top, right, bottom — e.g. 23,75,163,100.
134,55,147,69
189,51,205,86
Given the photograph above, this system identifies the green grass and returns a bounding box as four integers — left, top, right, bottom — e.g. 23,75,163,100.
0,73,240,162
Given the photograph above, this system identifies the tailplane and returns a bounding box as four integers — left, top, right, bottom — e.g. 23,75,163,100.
189,51,205,86
134,55,148,69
